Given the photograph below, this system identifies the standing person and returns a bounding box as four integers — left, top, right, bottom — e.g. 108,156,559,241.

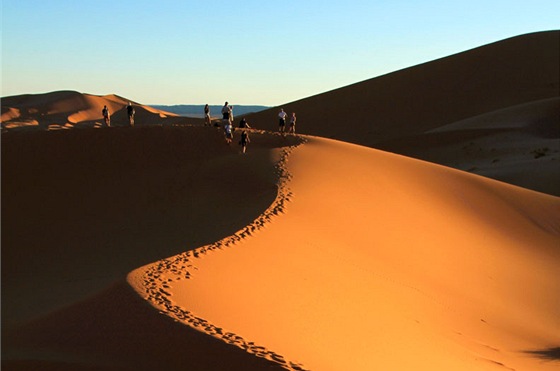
102,105,111,127
228,105,234,126
224,120,233,144
127,102,135,127
288,112,296,134
239,117,251,128
240,130,250,154
204,104,211,126
221,102,231,127
278,108,287,133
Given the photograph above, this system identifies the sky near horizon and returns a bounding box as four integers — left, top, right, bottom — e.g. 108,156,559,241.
2,1,559,106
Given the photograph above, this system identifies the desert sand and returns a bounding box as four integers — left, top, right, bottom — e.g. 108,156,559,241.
245,30,560,196
2,31,559,371
0,90,193,131
130,136,559,370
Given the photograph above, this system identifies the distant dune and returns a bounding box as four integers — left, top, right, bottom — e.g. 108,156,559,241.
1,90,200,131
2,31,559,371
245,31,560,196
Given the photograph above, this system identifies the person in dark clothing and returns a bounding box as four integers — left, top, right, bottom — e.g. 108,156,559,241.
102,105,111,127
240,130,250,154
238,117,251,128
127,102,135,127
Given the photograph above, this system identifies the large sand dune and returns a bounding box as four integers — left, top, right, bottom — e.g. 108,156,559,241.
2,126,301,370
244,31,560,195
2,31,559,371
3,126,558,370
129,136,559,371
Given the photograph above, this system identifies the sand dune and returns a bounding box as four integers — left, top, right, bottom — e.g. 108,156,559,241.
130,136,560,371
2,31,560,371
378,97,560,195
3,127,559,370
2,126,301,370
1,90,192,130
244,31,560,195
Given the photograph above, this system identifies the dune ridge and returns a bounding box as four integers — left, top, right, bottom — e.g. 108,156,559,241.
2,123,559,370
2,31,559,371
140,136,559,371
1,90,191,130
128,140,309,371
246,31,559,142
2,126,304,370
244,31,560,195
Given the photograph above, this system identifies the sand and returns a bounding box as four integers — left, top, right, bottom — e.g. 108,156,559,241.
2,31,559,371
2,125,301,370
129,137,560,371
0,90,192,131
244,30,560,196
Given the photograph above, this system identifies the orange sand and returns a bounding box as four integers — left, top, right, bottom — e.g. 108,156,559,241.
2,31,559,371
130,137,560,371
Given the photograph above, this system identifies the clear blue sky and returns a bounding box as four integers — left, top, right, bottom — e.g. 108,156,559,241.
2,0,559,105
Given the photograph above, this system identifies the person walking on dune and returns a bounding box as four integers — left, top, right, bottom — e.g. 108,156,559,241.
288,112,296,134
224,120,233,145
278,108,287,133
240,130,250,154
102,105,111,127
222,102,231,127
127,102,135,127
204,104,211,126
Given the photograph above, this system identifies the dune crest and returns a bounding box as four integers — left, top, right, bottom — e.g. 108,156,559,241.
245,31,560,195
134,136,559,371
129,140,308,371
2,31,559,371
1,90,188,130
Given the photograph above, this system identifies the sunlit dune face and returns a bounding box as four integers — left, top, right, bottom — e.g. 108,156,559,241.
132,137,560,371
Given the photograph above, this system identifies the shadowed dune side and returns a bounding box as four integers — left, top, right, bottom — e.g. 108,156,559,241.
246,31,559,145
377,97,560,195
3,280,287,371
245,31,560,195
2,126,302,370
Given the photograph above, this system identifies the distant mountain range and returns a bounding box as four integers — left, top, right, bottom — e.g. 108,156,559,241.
151,104,270,118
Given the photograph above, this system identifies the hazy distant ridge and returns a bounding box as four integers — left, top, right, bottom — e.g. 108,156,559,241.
151,104,270,118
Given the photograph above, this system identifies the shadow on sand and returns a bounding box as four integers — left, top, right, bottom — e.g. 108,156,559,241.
525,347,560,361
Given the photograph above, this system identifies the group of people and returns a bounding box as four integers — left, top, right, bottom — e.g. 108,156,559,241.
101,102,135,127
204,102,298,154
219,102,251,153
277,108,296,134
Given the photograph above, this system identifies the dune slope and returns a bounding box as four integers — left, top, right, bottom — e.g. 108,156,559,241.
248,31,559,144
2,126,301,370
1,90,192,130
134,136,560,371
245,31,560,195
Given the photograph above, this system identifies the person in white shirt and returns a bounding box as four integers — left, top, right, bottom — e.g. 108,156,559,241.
224,121,233,144
278,108,287,133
